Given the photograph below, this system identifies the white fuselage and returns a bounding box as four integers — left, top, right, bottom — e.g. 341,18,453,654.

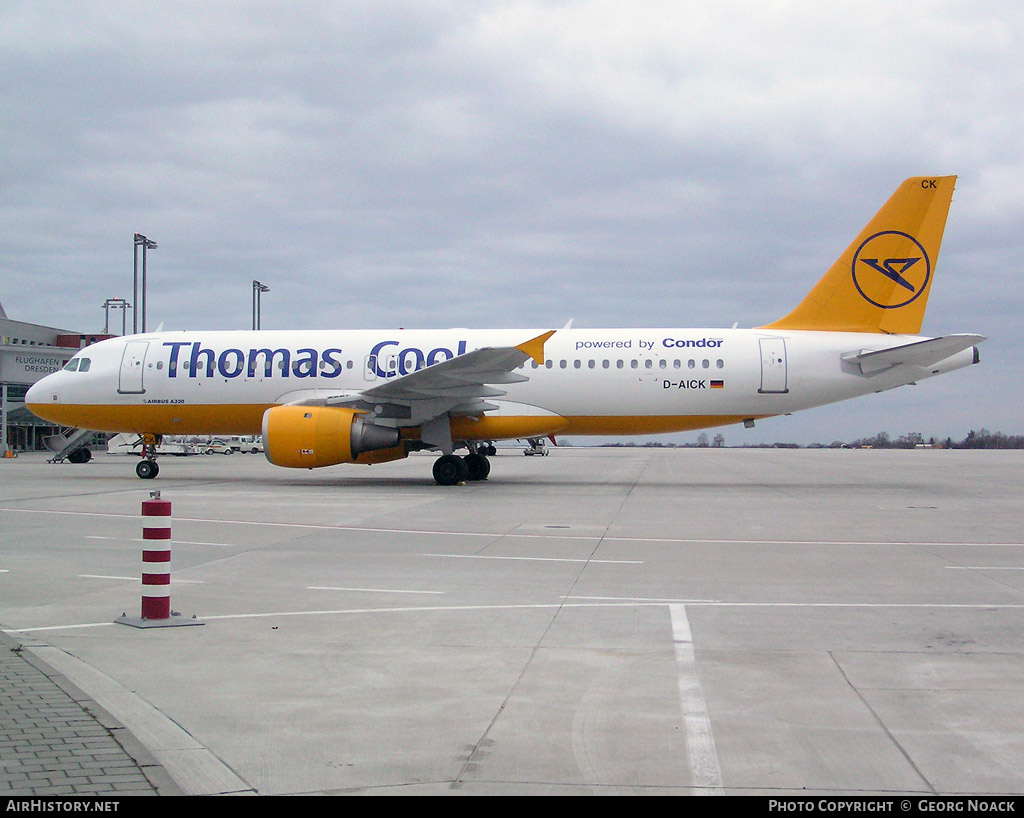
26,326,978,440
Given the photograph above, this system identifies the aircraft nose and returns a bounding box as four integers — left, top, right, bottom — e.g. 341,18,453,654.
25,376,55,408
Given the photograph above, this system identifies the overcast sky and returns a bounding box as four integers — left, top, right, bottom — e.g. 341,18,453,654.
2,1,1021,445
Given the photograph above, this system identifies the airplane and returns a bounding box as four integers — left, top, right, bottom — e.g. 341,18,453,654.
26,176,983,485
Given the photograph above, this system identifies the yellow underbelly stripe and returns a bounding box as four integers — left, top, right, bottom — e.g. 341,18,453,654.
27,403,769,440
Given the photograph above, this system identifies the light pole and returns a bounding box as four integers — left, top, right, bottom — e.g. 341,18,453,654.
133,233,157,333
102,297,131,335
252,280,269,330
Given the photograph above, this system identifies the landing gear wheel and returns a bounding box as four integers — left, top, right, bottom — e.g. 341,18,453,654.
433,454,468,486
463,453,490,481
136,459,159,479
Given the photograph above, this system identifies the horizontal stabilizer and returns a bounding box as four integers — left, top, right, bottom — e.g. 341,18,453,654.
843,334,985,375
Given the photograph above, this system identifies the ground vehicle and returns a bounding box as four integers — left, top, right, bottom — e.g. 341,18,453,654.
105,434,199,456
523,438,549,456
230,436,264,453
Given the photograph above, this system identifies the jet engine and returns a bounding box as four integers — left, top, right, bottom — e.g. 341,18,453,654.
262,405,402,468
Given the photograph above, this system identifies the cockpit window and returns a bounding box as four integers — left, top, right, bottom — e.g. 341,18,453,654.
63,357,91,372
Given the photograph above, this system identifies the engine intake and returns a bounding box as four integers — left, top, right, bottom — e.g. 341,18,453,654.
262,405,401,468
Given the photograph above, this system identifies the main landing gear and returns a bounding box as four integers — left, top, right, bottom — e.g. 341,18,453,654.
432,452,491,486
135,435,160,480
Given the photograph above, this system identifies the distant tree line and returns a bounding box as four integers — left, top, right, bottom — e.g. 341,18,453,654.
844,429,1024,450
586,429,1024,450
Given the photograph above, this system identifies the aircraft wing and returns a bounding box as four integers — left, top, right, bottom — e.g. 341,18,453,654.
308,331,554,428
361,331,553,402
843,334,985,375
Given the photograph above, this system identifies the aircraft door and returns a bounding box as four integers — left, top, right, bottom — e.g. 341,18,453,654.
758,337,789,394
118,340,149,394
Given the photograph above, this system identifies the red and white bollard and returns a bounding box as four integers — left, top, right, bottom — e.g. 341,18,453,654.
141,493,172,620
115,491,202,629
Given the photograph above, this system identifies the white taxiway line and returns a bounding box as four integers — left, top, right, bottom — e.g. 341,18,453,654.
86,535,236,547
423,553,643,564
3,507,1024,549
306,586,445,595
669,604,723,795
947,566,1024,570
8,599,1024,635
78,574,204,584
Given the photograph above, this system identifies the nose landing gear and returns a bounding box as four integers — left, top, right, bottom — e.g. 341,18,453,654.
136,458,159,479
136,435,160,479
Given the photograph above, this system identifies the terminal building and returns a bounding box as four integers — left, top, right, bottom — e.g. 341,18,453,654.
0,301,113,453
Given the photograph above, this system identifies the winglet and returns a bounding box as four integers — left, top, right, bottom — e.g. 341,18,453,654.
516,331,555,365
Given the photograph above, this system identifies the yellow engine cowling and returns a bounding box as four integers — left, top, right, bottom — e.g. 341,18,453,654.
262,405,403,468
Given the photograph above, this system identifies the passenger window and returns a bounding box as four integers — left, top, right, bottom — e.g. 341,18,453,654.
716,359,724,369
702,359,710,368
602,360,609,369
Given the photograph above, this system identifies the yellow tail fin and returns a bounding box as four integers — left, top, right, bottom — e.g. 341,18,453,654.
762,176,956,334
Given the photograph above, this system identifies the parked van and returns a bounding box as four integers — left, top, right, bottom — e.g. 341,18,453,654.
230,436,264,453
